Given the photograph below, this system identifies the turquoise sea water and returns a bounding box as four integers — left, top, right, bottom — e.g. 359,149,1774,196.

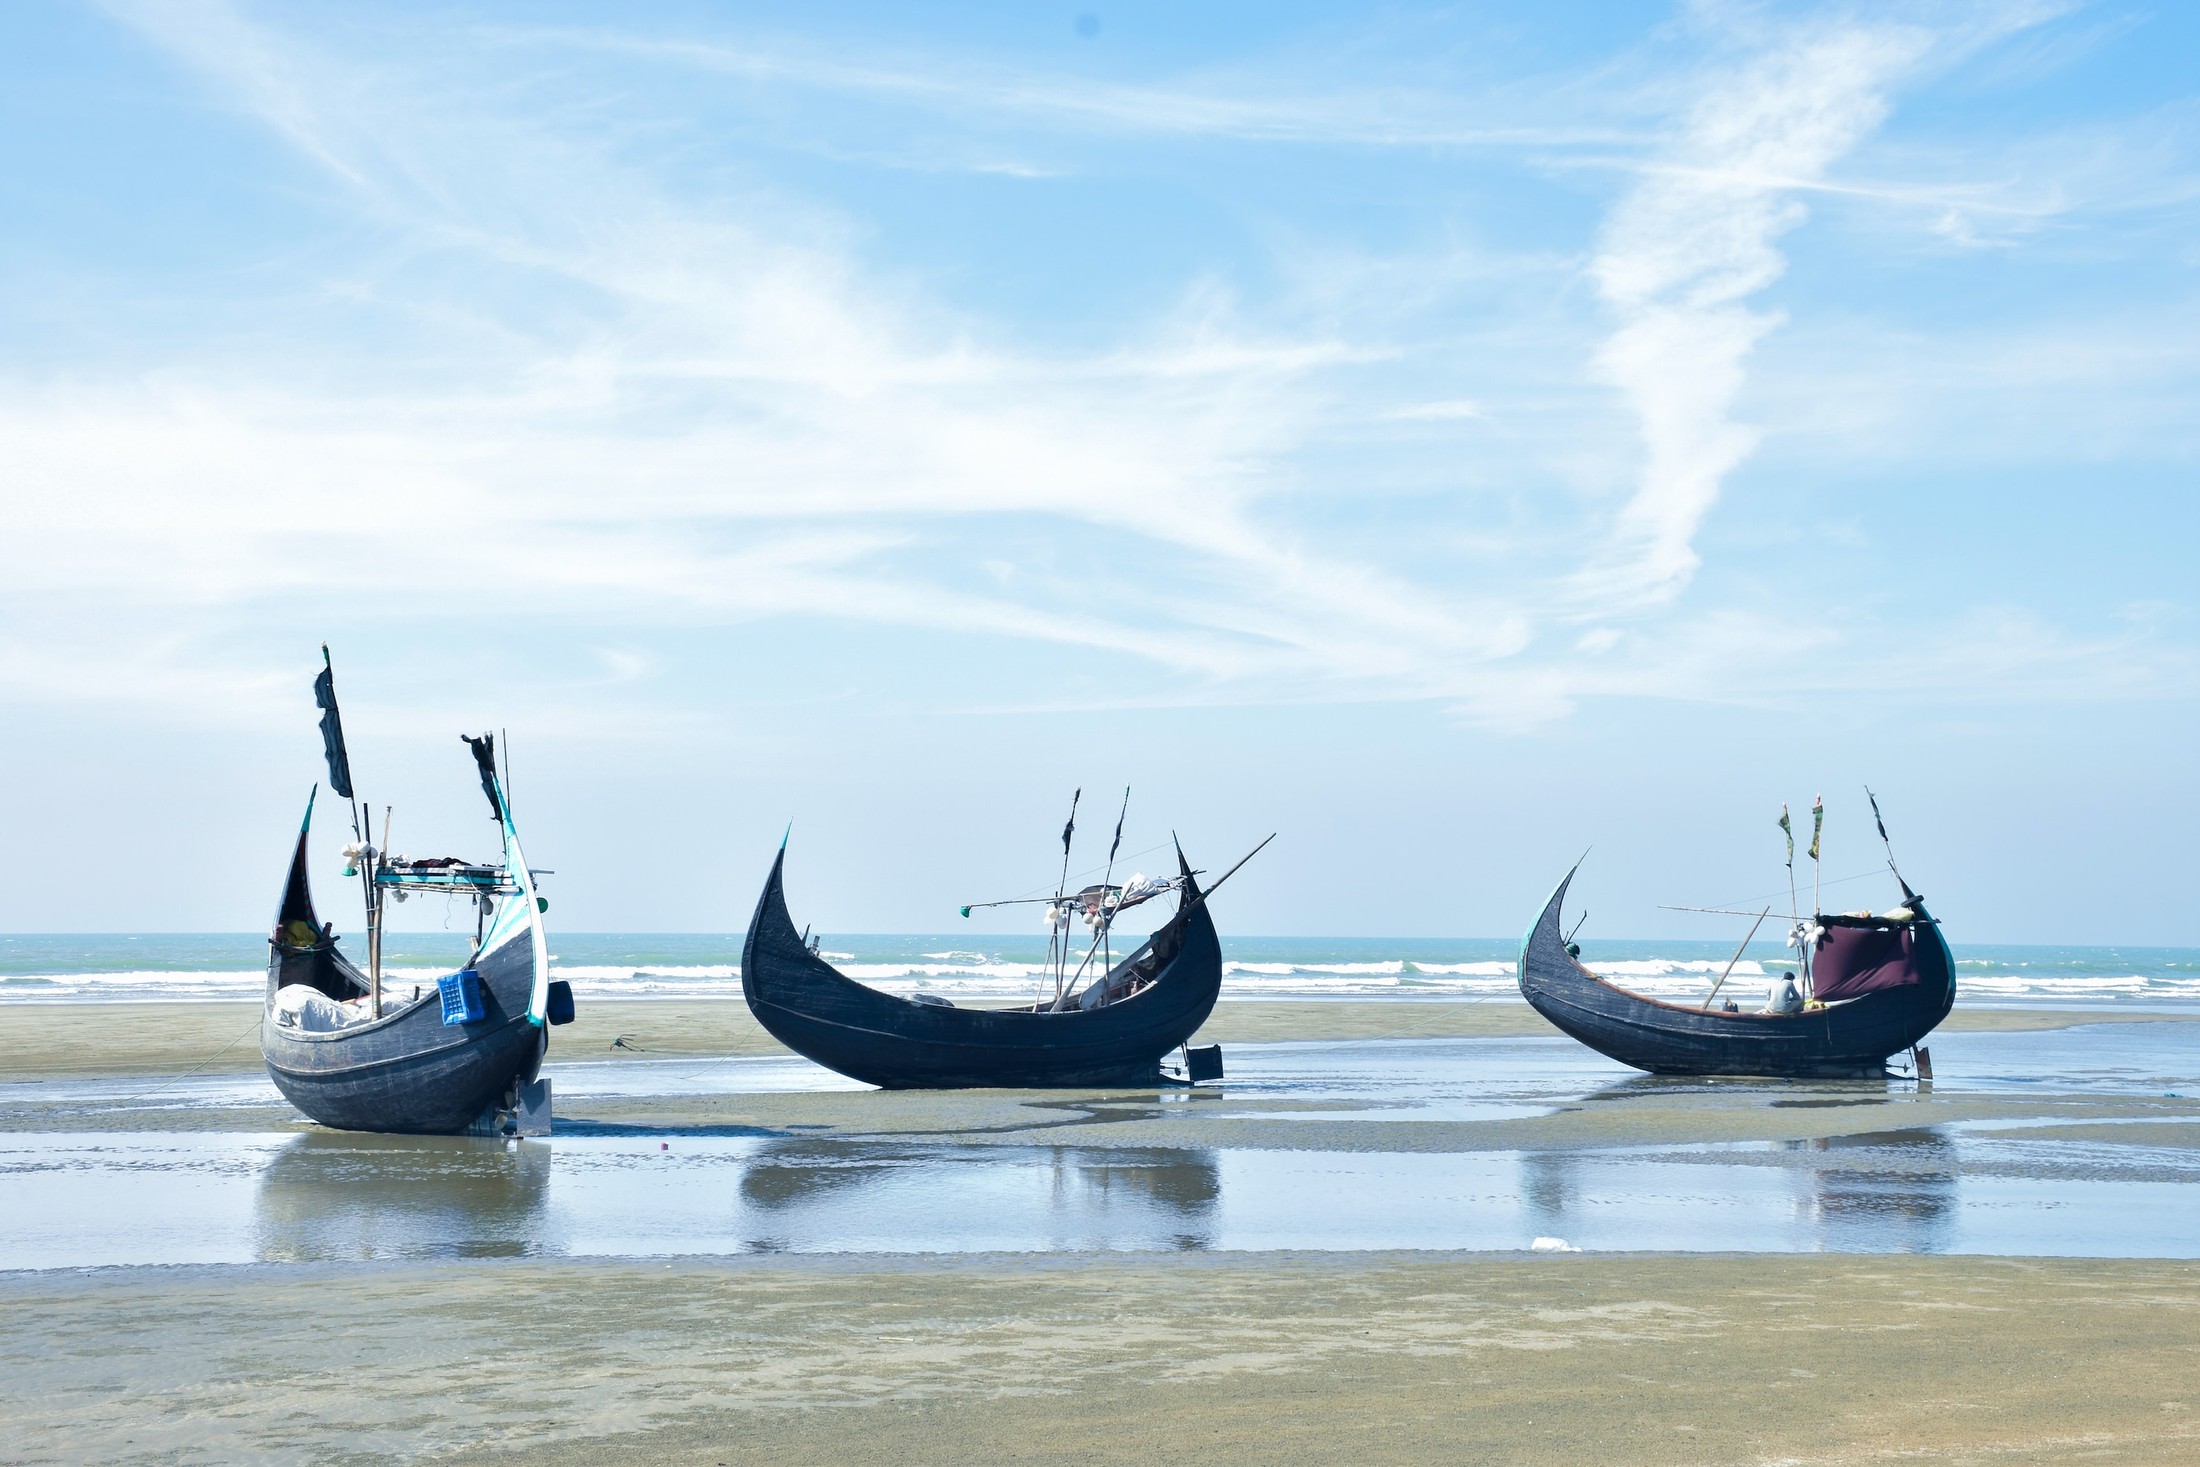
1,931,2195,1005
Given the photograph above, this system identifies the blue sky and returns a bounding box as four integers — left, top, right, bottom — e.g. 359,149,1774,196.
1,0,2194,941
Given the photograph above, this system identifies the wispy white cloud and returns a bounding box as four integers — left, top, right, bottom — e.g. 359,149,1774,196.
23,1,1539,718
499,24,1645,153
4,0,2190,742
1578,19,1938,608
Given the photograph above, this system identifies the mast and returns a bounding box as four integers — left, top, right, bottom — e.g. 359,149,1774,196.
1803,794,1823,999
1097,787,1129,982
1809,794,1824,918
370,804,392,1018
1779,804,1796,924
1778,802,1808,1003
466,731,552,1025
1702,907,1770,1011
1049,789,1080,1004
314,645,379,1011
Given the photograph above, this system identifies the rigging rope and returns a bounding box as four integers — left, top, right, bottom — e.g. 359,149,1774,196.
970,839,1182,909
1701,866,1884,913
115,1010,270,1103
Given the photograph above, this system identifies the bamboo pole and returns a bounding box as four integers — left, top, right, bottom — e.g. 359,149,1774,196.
1702,907,1770,1011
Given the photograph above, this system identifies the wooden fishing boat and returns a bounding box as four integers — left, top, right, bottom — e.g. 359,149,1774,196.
740,839,1237,1089
261,652,572,1134
1517,865,1954,1078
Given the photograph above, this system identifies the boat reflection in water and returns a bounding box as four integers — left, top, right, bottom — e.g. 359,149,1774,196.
736,1139,1221,1252
253,1131,551,1262
1782,1127,1957,1253
1514,1112,1957,1253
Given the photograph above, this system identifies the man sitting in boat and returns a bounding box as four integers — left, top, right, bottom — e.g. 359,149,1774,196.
1763,972,1804,1015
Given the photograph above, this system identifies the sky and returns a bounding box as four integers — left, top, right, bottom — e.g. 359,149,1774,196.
1,0,2195,942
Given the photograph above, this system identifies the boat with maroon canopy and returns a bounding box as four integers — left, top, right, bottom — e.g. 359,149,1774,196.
1516,800,1954,1078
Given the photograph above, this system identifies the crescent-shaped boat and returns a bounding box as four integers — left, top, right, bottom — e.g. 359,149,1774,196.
1517,867,1954,1078
260,652,571,1134
740,843,1225,1088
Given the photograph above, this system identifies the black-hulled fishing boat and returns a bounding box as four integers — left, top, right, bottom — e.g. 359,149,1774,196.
740,828,1258,1089
1516,799,1953,1078
260,651,574,1134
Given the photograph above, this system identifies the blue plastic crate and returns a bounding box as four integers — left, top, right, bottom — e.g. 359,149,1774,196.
438,968,485,1025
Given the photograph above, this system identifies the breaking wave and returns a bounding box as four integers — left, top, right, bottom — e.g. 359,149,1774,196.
0,935,2194,1005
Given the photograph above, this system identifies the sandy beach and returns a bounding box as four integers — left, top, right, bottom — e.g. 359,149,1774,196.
0,996,2182,1082
7,1002,2199,1461
5,1251,2197,1464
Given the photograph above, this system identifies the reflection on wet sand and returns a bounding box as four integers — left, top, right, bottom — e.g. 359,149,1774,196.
1791,1128,1957,1252
737,1139,1221,1252
1,1027,2191,1269
254,1132,551,1262
1515,1125,1958,1253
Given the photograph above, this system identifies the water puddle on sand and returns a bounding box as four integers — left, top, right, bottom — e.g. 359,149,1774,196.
3,1125,2197,1268
2,1025,2196,1270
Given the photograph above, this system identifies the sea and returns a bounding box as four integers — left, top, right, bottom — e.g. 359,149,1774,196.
3,931,2196,1007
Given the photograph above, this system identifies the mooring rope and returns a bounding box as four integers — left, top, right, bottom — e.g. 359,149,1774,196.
114,1010,269,1102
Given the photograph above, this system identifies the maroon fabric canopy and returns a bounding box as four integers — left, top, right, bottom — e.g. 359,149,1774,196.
1813,921,1924,1002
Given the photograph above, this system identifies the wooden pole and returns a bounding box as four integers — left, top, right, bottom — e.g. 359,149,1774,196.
1051,789,1080,1003
370,805,392,1018
1702,907,1770,1011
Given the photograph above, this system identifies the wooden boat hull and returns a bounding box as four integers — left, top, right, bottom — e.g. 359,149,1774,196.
261,825,545,1135
741,847,1222,1089
1517,869,1954,1079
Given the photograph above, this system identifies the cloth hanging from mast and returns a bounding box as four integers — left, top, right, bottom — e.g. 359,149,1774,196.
312,649,354,800
1812,920,1925,1001
1778,805,1794,868
461,733,504,821
1808,796,1824,863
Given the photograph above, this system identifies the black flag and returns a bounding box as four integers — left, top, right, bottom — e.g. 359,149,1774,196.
1061,788,1081,856
1108,787,1128,863
312,646,354,799
462,733,504,822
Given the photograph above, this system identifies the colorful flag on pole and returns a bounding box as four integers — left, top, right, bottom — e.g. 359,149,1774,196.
1779,805,1794,868
1808,795,1824,862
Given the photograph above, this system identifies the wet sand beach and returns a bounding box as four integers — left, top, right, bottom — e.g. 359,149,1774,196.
6,1005,2199,1462
5,1252,2198,1465
1,996,2187,1082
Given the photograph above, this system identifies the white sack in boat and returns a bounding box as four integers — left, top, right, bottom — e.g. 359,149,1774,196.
271,983,377,1032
